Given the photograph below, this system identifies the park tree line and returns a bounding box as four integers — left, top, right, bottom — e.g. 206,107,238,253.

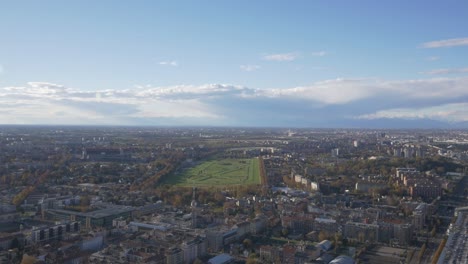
12,170,50,206
151,184,263,208
324,156,464,177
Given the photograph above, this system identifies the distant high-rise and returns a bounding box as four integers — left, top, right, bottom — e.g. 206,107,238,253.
415,147,424,158
331,148,339,157
403,148,413,158
353,140,359,148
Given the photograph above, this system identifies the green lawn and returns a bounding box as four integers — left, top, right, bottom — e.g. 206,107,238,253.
165,158,261,187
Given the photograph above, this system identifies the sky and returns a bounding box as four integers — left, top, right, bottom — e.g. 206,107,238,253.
0,0,468,128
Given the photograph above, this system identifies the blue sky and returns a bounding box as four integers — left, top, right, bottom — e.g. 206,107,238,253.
0,1,467,127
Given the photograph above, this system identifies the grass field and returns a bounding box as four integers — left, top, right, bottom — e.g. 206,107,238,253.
166,158,261,187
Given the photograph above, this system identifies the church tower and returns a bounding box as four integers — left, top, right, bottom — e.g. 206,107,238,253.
191,187,198,228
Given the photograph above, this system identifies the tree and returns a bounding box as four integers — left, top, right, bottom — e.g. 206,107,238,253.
418,242,427,262
10,237,20,249
12,186,35,206
246,253,258,264
246,258,257,264
319,230,329,241
357,232,365,243
334,233,342,253
342,238,349,247
432,238,447,264
80,195,90,207
173,194,183,207
213,192,225,206
243,238,253,250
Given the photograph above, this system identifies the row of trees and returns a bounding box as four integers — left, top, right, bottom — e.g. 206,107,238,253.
324,156,463,177
130,151,186,192
12,170,49,206
431,237,447,264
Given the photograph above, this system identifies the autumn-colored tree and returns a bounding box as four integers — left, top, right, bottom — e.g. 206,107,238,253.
243,238,253,250
334,232,342,253
246,253,258,264
431,238,447,264
357,232,365,243
80,195,91,207
418,243,427,262
173,194,183,207
12,186,34,206
319,230,329,241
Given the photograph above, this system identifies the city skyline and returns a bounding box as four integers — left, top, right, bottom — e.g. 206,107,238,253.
1,1,467,127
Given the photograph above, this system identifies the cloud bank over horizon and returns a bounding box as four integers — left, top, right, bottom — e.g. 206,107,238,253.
1,1,467,128
1,77,468,128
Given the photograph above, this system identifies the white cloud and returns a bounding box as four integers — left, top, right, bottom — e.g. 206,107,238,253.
240,65,261,72
357,103,468,122
379,77,468,99
2,77,468,125
134,84,253,99
159,61,178,66
263,52,298,61
310,66,329,70
422,68,468,75
4,78,468,107
426,56,440,61
421,37,468,48
134,99,220,119
263,78,377,104
311,51,327,57
0,82,223,125
258,77,468,105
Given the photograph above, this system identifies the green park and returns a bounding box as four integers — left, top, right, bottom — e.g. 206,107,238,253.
165,158,262,187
